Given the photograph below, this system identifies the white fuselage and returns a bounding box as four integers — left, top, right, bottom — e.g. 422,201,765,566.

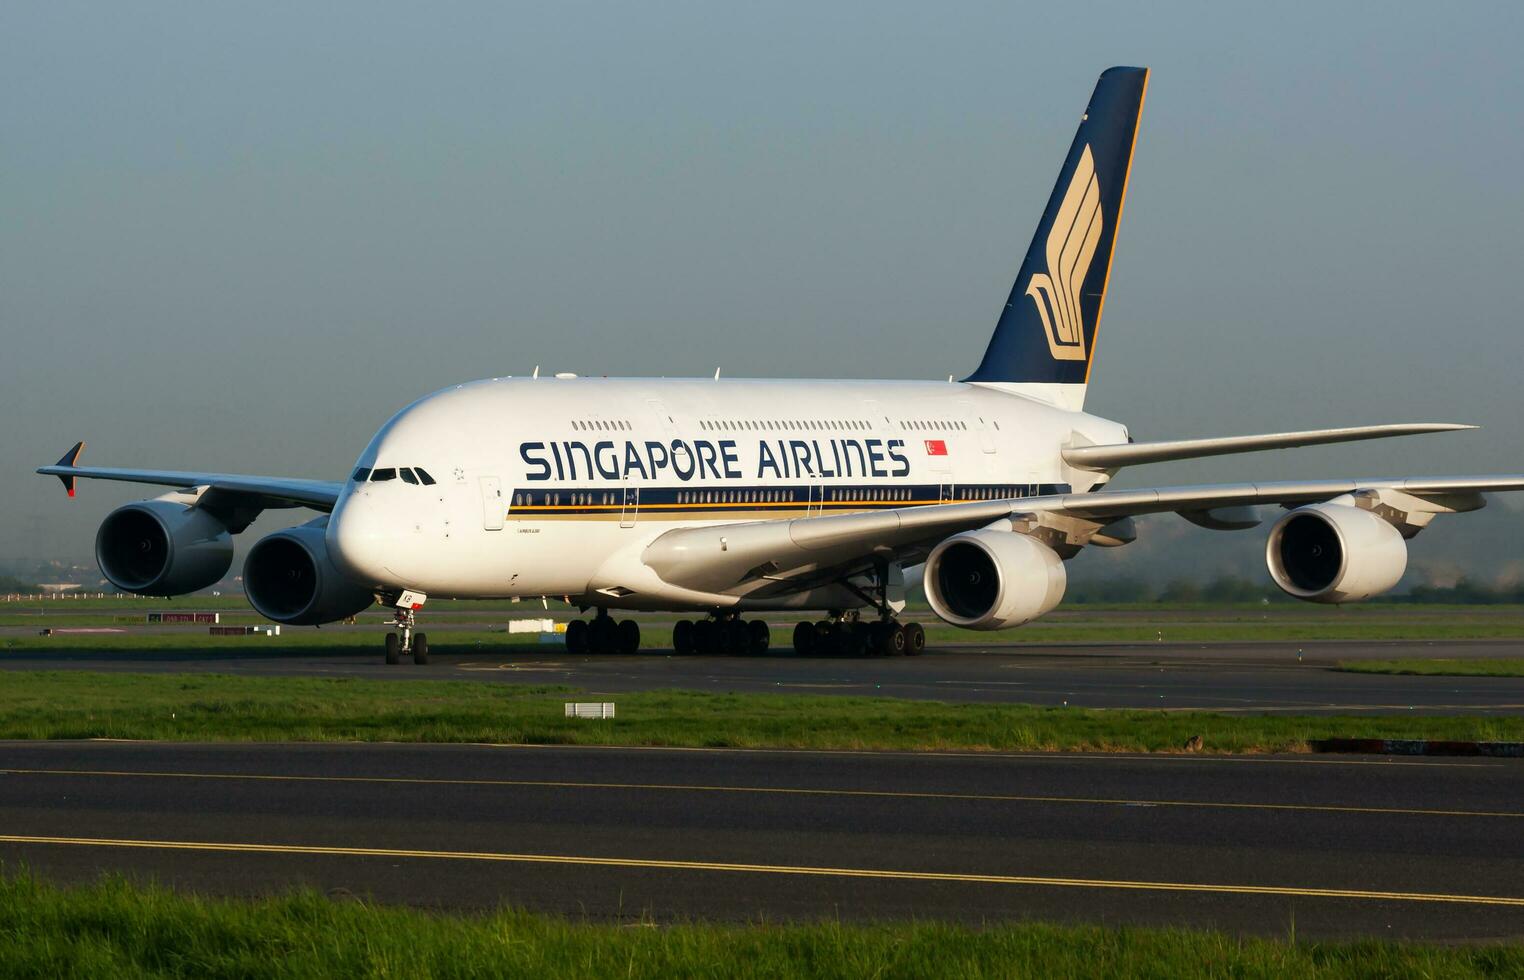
326,377,1126,611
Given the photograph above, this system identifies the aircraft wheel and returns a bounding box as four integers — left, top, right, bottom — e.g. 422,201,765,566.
564,619,589,655
746,619,771,655
618,619,641,655
385,632,401,665
673,619,695,655
693,619,717,655
791,621,814,656
590,616,618,655
880,622,907,656
839,623,868,658
412,632,430,665
903,622,926,656
722,619,747,656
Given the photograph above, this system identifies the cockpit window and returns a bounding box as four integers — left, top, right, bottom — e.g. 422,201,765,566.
370,468,397,482
415,467,436,485
400,468,419,485
351,467,371,482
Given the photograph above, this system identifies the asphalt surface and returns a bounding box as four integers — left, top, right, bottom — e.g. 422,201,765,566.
4,639,1524,714
2,741,1521,940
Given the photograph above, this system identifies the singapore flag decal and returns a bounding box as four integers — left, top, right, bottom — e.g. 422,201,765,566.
925,440,948,456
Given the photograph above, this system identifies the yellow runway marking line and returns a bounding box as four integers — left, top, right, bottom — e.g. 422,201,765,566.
4,768,1520,820
1,834,1521,907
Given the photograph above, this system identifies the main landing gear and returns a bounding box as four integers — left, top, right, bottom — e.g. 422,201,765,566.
671,614,770,656
790,561,925,657
384,606,430,665
789,614,924,657
564,610,642,655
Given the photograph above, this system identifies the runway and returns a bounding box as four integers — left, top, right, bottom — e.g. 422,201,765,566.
2,740,1522,940
4,639,1524,714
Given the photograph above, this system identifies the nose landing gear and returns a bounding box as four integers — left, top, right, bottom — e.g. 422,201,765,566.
383,591,429,665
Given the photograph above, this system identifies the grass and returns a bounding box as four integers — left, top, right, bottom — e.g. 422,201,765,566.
0,873,1519,979
2,671,1523,752
1337,658,1524,677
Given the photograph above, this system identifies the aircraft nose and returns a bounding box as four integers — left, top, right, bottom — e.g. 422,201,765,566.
327,493,395,588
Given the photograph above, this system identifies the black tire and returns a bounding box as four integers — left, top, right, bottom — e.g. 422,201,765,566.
564,619,589,655
791,621,814,656
867,621,888,656
692,619,714,655
722,619,747,656
618,619,641,655
673,619,695,655
412,632,429,665
746,619,771,655
904,622,926,656
839,623,868,658
590,617,618,655
384,632,400,665
884,623,907,656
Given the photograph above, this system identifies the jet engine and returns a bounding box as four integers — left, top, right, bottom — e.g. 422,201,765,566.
244,520,375,625
95,498,233,596
923,529,1066,630
1265,503,1407,603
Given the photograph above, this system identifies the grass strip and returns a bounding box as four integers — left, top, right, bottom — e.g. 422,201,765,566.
1337,659,1524,677
3,671,1523,752
0,872,1519,979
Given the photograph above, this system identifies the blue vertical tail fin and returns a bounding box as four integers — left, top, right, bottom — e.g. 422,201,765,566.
965,67,1148,409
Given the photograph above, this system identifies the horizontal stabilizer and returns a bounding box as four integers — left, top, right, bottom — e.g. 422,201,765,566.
1063,424,1475,471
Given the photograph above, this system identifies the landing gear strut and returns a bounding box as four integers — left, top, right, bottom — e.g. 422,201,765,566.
564,610,641,655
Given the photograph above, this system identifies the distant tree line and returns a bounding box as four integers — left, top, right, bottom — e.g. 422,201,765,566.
1062,575,1524,605
1064,576,1281,604
1376,578,1524,605
0,574,40,593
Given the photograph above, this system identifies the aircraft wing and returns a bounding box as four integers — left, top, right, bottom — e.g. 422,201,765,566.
640,475,1524,596
36,443,341,514
1062,423,1475,471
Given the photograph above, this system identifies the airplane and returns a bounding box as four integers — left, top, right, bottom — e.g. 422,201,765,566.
38,66,1524,664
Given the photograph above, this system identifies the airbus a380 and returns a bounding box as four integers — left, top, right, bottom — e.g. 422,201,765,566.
39,67,1524,663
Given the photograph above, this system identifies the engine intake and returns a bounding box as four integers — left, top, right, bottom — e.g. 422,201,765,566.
95,499,233,596
1266,502,1407,603
923,530,1066,630
244,521,375,625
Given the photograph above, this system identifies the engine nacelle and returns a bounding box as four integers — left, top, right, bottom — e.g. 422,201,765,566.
95,498,233,596
1266,502,1407,603
244,520,375,625
923,529,1066,630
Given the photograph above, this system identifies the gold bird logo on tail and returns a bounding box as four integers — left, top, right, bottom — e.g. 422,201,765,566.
1026,144,1103,361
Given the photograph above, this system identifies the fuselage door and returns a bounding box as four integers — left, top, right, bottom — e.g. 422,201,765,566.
964,404,998,454
480,476,504,530
620,482,639,528
807,483,825,517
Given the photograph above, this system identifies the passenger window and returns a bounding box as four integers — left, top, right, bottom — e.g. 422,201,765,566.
370,468,397,482
400,468,419,485
352,468,371,482
415,468,436,485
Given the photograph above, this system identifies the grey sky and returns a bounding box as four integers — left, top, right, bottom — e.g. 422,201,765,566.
3,3,1521,582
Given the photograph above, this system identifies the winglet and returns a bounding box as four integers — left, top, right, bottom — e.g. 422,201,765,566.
53,441,85,497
